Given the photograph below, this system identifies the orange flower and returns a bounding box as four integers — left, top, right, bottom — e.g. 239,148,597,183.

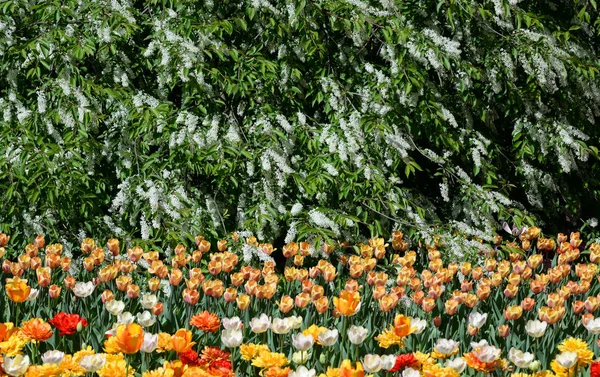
393,314,414,337
463,352,496,373
171,329,195,354
190,311,220,332
340,360,365,377
333,290,361,316
115,323,144,354
21,318,52,342
5,277,31,303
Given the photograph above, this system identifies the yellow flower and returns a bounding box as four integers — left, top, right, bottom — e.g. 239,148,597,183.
412,351,435,369
97,356,135,377
157,332,173,352
0,331,29,356
240,343,270,361
318,367,341,377
143,367,175,377
59,354,87,376
374,326,405,349
252,351,289,369
25,364,63,377
422,364,460,377
73,346,96,363
104,336,121,354
557,337,593,366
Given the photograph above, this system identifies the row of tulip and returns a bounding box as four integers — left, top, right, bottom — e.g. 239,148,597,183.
0,228,598,376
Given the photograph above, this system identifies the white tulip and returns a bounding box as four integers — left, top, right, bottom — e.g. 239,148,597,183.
117,312,135,325
556,351,578,369
73,281,95,298
222,317,243,331
141,333,158,353
525,320,547,338
3,355,30,376
250,314,270,333
26,288,39,302
381,354,397,371
473,345,501,363
136,311,156,327
508,348,535,368
139,294,158,310
289,366,316,377
222,329,243,348
444,357,466,373
41,350,64,365
434,339,459,355
79,354,106,373
402,368,420,377
468,312,488,329
362,354,382,373
408,317,426,334
318,329,339,346
271,318,292,334
105,300,125,316
347,325,368,345
292,333,314,351
584,318,600,334
288,315,303,329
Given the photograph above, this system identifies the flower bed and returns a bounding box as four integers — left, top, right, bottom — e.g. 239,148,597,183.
0,229,598,376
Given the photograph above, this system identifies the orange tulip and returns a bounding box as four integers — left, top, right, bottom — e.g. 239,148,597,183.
171,329,195,353
333,290,361,316
340,360,365,377
115,323,144,354
393,314,414,337
5,277,31,303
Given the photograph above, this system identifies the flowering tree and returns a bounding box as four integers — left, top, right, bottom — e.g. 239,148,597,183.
1,0,599,254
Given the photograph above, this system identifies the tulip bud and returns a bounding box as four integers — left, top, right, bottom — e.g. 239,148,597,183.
152,302,164,316
529,360,541,372
77,322,84,332
433,317,442,327
498,324,510,338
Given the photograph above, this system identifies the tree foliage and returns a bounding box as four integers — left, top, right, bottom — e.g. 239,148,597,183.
1,0,600,254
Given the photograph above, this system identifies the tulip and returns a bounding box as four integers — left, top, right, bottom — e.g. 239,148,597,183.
136,311,156,327
292,333,315,351
172,329,195,353
223,317,243,331
556,351,578,369
362,355,382,373
468,312,487,329
444,357,466,373
525,320,547,338
292,351,309,365
140,294,158,310
347,325,368,345
73,281,95,298
318,329,338,346
221,329,243,348
271,318,292,334
140,333,158,353
5,277,31,303
115,323,144,354
508,348,534,368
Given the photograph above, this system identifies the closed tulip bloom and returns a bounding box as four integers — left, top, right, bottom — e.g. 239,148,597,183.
509,348,534,368
105,300,125,316
152,302,164,316
172,329,195,353
584,318,600,334
250,314,270,333
347,325,368,345
362,355,382,373
556,351,578,369
292,333,315,351
318,328,338,346
221,329,243,348
333,290,361,316
271,318,292,334
140,294,158,310
468,312,488,329
525,320,547,338
140,332,158,353
73,281,95,298
408,317,426,334
136,311,156,327
223,317,243,331
444,357,466,373
5,277,31,303
115,323,144,354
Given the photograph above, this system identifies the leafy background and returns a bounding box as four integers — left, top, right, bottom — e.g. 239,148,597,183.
1,0,600,256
